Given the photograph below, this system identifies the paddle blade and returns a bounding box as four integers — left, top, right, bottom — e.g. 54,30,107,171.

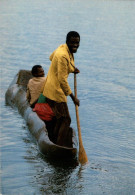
79,143,88,165
74,74,88,165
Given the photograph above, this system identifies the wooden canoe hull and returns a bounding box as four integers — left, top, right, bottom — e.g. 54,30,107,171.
5,70,78,159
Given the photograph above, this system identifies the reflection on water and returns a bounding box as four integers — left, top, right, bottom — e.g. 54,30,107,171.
22,135,82,194
1,0,135,194
33,158,78,194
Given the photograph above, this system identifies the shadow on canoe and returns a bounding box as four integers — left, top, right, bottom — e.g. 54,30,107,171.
5,70,78,162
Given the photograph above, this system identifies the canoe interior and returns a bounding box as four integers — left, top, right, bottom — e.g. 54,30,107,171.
5,70,78,160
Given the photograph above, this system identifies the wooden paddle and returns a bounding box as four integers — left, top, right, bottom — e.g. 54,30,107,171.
74,73,88,164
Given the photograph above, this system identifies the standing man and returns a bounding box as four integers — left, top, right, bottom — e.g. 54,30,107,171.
43,31,80,147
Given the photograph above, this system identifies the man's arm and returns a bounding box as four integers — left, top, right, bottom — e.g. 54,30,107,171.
58,56,72,96
58,55,80,106
70,93,80,106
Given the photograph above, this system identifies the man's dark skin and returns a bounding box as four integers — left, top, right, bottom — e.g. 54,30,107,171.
66,36,80,107
34,67,45,77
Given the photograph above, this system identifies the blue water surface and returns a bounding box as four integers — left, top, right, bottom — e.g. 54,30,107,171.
0,0,135,194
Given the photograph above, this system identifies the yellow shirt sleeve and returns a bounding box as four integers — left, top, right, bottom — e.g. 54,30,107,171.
57,56,72,96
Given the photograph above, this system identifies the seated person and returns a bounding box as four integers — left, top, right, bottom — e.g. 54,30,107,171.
27,65,55,142
26,65,46,108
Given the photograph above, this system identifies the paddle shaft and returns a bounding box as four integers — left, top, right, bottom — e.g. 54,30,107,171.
74,74,88,164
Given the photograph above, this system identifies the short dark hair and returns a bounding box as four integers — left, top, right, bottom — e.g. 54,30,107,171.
66,31,80,43
31,65,42,76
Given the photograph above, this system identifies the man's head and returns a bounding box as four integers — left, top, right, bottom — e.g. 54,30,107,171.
66,31,80,53
31,65,45,77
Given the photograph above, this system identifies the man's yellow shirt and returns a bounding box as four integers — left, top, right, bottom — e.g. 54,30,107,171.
43,44,75,102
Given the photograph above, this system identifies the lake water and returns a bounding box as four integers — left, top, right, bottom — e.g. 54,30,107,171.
0,0,135,194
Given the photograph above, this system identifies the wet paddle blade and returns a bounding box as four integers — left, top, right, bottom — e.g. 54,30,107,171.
79,145,88,165
76,105,88,165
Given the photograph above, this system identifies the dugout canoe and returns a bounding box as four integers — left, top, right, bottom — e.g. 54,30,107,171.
5,70,78,159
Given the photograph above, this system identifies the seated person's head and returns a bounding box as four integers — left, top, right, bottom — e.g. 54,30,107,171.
31,65,45,77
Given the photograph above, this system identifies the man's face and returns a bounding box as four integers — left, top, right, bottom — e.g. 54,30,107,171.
37,67,45,77
67,37,80,53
